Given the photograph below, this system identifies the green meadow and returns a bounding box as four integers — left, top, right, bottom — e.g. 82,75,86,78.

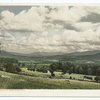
0,70,100,89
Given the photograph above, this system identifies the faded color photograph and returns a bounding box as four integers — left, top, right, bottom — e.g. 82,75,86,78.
0,5,100,89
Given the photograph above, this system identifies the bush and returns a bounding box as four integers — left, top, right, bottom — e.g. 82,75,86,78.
42,69,47,73
0,67,3,71
70,76,72,79
27,68,30,70
51,73,55,76
94,77,99,82
36,69,40,72
16,67,22,72
33,68,35,71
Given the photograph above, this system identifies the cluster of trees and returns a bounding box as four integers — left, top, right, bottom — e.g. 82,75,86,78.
27,67,35,71
17,63,25,67
27,66,48,73
50,62,100,76
0,58,18,63
36,66,48,73
0,63,22,73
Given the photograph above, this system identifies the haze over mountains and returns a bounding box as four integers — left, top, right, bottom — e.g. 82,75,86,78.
1,50,100,57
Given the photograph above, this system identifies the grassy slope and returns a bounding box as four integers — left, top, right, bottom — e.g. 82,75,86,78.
0,71,100,89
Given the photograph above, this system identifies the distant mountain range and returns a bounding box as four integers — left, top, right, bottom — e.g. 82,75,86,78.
0,50,100,57
7,51,64,57
1,50,100,64
1,50,100,57
65,50,100,56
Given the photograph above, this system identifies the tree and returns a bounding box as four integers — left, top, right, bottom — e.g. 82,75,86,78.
69,66,74,74
18,63,21,66
91,65,97,75
58,62,63,70
96,67,100,76
70,76,72,79
4,63,16,73
42,69,47,73
22,63,25,67
50,64,57,71
62,65,67,74
49,66,55,76
87,68,92,75
33,68,35,71
94,77,99,82
78,67,84,74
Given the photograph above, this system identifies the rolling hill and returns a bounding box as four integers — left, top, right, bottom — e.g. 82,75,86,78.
1,50,100,64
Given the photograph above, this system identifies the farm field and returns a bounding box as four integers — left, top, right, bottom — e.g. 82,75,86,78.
0,70,100,89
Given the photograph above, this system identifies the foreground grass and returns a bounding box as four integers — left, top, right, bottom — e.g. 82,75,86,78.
0,71,100,89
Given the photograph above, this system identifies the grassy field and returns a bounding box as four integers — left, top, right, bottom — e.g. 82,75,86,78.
21,68,51,76
0,70,100,89
21,68,96,80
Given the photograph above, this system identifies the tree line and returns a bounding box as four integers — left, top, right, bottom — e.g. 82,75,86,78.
0,58,18,63
49,62,100,76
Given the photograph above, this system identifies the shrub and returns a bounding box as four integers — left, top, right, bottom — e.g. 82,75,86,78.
16,67,22,72
27,67,30,70
51,73,55,76
94,77,99,82
49,76,51,78
18,63,21,66
33,68,35,71
42,69,47,73
70,76,72,79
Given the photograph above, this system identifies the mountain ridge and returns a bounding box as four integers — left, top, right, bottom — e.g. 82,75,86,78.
1,50,100,57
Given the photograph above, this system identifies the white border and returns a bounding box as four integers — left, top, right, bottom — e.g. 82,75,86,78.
0,90,100,96
0,2,100,97
0,0,100,3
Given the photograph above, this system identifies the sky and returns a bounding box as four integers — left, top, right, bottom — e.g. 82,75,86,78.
1,6,100,54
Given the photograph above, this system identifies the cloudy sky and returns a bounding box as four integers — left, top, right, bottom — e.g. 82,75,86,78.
0,6,100,54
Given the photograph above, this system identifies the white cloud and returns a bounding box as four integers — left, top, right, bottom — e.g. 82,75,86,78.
19,33,37,45
72,22,100,31
48,6,88,23
1,10,15,24
1,6,100,53
0,6,48,32
85,6,100,14
43,23,54,30
0,31,15,41
35,38,49,46
3,32,15,41
3,27,100,53
55,24,63,29
42,31,48,36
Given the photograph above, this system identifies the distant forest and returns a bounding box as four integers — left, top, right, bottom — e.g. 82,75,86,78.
0,58,18,63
